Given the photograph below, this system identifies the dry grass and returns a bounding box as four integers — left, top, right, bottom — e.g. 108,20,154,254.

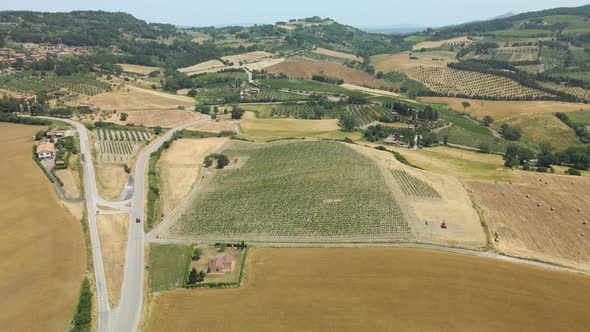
465,172,590,271
239,111,344,138
243,58,285,71
55,168,81,199
413,36,472,50
177,60,228,75
148,247,590,332
0,123,85,332
372,51,457,72
105,109,201,128
118,64,161,75
97,214,128,307
95,163,128,200
266,60,395,89
421,97,590,120
77,85,194,111
187,120,235,133
221,51,274,63
498,113,581,150
159,138,229,215
340,83,401,97
313,48,363,62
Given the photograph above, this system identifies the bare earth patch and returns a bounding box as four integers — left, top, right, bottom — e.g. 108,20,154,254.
159,138,229,216
148,247,590,332
0,124,85,332
118,64,162,75
340,83,401,97
421,97,590,120
97,214,128,307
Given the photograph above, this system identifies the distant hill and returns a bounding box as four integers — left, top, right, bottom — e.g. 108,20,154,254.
361,25,429,35
488,12,516,20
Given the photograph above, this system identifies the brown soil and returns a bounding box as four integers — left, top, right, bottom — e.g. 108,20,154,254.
97,214,128,307
0,123,85,332
464,172,590,271
147,248,590,332
266,60,396,89
159,138,229,216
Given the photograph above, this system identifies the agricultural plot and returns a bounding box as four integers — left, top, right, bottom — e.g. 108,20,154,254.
540,82,590,102
347,104,395,126
196,87,240,105
171,141,411,242
540,46,568,71
383,71,430,94
412,36,472,50
94,128,152,163
0,71,111,96
404,67,552,100
242,89,308,103
462,47,539,63
260,78,352,95
270,105,340,119
391,169,441,199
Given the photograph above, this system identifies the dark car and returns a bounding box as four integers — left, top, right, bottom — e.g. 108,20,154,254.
136,218,141,223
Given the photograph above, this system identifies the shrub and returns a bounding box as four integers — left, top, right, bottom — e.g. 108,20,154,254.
566,168,581,176
120,113,128,121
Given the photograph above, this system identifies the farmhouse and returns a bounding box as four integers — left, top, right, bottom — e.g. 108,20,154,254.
384,135,399,145
207,255,235,275
36,142,55,160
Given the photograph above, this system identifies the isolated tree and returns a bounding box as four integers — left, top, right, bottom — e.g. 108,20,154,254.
188,268,199,284
120,113,128,121
461,101,471,112
216,155,230,169
482,115,494,127
35,130,45,141
339,113,356,132
187,89,197,97
192,247,203,261
231,106,245,119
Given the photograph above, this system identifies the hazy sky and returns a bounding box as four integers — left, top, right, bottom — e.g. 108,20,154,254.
2,0,588,28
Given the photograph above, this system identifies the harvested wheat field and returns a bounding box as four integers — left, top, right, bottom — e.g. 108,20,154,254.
118,64,162,75
79,85,194,111
159,138,228,215
422,97,590,120
148,247,590,332
178,60,228,75
97,214,128,307
266,60,396,89
464,172,590,271
340,83,401,97
313,47,363,62
221,51,274,64
243,57,285,71
413,36,472,50
372,51,457,72
106,109,201,128
187,120,235,133
498,113,581,150
0,124,85,332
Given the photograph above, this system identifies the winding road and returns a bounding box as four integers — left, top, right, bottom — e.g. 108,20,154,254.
42,115,210,332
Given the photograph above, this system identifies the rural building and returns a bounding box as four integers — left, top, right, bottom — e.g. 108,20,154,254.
36,142,55,160
244,88,260,95
207,255,235,275
384,135,398,145
46,129,71,139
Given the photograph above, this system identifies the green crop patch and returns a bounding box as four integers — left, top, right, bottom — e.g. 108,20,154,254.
173,141,411,241
149,244,192,292
391,170,441,199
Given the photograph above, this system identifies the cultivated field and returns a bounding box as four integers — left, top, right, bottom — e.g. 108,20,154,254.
221,51,274,64
498,113,581,150
243,57,285,71
187,120,235,133
97,213,128,307
147,248,590,332
149,244,192,292
118,64,162,75
159,138,229,215
170,141,411,241
541,82,590,102
0,71,111,96
421,96,590,120
105,109,201,128
94,128,152,163
266,60,396,89
405,67,551,100
0,124,85,332
465,172,590,271
371,51,457,72
312,47,363,62
177,60,229,76
78,85,195,111
412,36,472,50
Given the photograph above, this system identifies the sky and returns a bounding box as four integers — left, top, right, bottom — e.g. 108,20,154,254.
1,0,589,28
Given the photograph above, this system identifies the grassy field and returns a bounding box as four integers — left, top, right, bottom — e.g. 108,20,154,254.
149,244,192,292
171,141,411,241
497,113,581,151
0,124,86,331
389,146,517,181
566,109,590,125
148,247,590,332
118,64,162,75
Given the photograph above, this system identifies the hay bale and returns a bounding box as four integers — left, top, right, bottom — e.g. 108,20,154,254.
526,194,530,198
551,207,555,211
537,203,542,207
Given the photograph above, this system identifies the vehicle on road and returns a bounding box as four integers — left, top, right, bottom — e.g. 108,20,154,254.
136,218,141,223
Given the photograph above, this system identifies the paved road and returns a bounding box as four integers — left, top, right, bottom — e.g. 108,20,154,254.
41,115,210,332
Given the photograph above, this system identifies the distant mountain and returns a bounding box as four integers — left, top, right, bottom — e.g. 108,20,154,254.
361,25,430,35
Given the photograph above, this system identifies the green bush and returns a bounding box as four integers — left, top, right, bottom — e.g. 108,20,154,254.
566,168,582,176
70,278,92,332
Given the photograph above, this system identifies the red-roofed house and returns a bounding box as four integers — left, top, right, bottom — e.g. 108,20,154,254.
36,142,55,160
207,255,235,275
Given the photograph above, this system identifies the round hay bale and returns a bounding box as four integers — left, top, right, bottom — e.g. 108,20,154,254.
526,194,530,198
551,207,555,211
537,203,542,207
582,221,588,225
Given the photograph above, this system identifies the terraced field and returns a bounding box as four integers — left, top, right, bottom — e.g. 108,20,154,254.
404,67,552,100
95,128,152,163
171,141,411,241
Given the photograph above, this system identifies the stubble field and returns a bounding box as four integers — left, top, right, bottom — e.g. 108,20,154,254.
0,124,86,332
147,247,590,332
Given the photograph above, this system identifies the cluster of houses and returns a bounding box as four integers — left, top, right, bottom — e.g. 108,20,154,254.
1,43,90,65
0,48,26,64
36,129,73,160
384,134,406,146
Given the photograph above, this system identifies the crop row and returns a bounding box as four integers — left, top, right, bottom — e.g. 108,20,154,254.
98,141,143,155
405,67,552,100
391,170,441,199
243,89,307,102
270,106,339,119
0,72,111,96
97,129,150,142
347,104,394,127
540,82,590,102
